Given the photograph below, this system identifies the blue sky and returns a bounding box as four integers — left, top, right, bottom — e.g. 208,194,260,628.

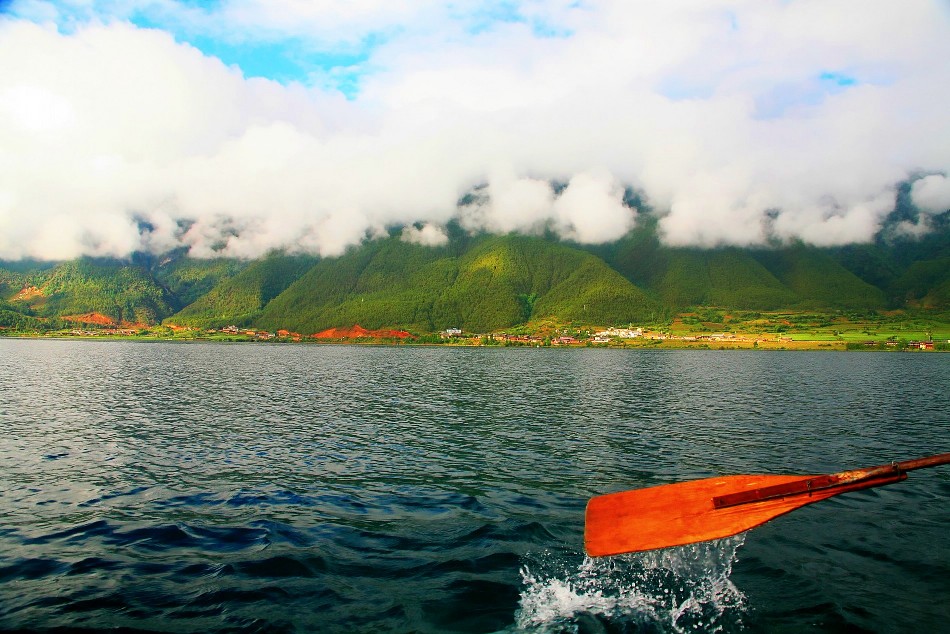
126,5,384,96
6,0,388,95
1,1,948,259
5,0,579,97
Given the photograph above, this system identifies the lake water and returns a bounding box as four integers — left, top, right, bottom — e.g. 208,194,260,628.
0,339,947,633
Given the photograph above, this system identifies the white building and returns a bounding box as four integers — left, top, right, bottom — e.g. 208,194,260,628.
595,327,643,339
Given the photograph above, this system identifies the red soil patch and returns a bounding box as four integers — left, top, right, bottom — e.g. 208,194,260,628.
12,286,43,301
310,324,411,339
62,312,117,326
63,313,150,329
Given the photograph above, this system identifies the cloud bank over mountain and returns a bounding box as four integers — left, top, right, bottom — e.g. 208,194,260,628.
1,1,948,260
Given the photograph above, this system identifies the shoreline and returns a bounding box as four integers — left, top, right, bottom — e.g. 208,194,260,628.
2,332,945,352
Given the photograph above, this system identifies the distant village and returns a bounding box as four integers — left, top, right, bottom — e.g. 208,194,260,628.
64,323,675,344
54,323,939,350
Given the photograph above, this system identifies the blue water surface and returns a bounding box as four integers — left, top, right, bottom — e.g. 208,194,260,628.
0,340,947,632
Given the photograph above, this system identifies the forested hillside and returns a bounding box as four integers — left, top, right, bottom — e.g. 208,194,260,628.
254,235,659,333
170,252,318,328
151,253,248,311
3,259,173,325
1,214,947,333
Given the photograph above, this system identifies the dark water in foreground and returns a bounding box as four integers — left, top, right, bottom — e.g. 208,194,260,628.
0,340,947,633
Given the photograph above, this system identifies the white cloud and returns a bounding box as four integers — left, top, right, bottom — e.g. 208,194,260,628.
402,223,449,247
1,1,949,261
552,170,633,243
771,191,896,247
461,169,555,235
911,174,950,215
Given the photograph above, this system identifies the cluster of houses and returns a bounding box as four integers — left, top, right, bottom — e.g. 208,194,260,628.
440,326,752,345
863,339,935,350
219,325,302,341
67,328,140,337
442,326,647,345
592,327,644,342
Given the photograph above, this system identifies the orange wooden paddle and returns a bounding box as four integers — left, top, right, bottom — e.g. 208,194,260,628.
585,453,950,557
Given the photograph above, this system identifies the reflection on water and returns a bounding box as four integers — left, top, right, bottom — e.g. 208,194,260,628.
0,339,947,632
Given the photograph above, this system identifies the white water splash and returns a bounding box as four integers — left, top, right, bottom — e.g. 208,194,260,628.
516,536,747,633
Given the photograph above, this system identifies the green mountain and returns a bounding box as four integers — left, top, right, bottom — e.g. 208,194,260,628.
151,253,248,310
826,243,901,296
649,249,798,309
1,213,947,333
4,258,174,324
596,225,798,310
168,252,318,328
255,234,659,333
438,235,659,330
890,258,950,309
828,213,950,310
752,245,886,310
0,260,54,299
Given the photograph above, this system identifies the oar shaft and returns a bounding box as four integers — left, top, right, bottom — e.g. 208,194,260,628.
713,452,949,510
896,452,950,472
834,452,950,484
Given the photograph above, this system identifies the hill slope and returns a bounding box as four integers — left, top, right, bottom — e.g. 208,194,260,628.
829,212,950,309
151,254,249,311
5,258,174,324
597,226,799,310
257,234,659,333
753,245,887,310
1,216,947,332
168,252,318,328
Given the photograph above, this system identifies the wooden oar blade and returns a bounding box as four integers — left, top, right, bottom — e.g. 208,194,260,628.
585,474,806,557
586,453,947,557
585,472,904,557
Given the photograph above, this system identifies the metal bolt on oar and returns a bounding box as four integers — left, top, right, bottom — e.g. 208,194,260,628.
584,452,950,558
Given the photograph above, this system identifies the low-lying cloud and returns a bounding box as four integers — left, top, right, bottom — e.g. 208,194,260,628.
1,1,948,261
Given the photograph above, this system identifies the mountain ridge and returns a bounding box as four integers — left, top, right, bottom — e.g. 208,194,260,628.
1,219,947,333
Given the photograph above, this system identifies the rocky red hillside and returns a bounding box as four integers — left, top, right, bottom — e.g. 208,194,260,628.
310,324,411,339
62,312,117,326
61,313,151,329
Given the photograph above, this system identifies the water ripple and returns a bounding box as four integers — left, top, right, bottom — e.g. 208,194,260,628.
0,340,947,632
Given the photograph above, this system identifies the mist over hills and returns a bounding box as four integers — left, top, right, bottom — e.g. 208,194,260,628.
1,215,947,334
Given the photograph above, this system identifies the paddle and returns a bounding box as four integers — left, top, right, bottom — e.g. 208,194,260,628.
585,452,950,557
